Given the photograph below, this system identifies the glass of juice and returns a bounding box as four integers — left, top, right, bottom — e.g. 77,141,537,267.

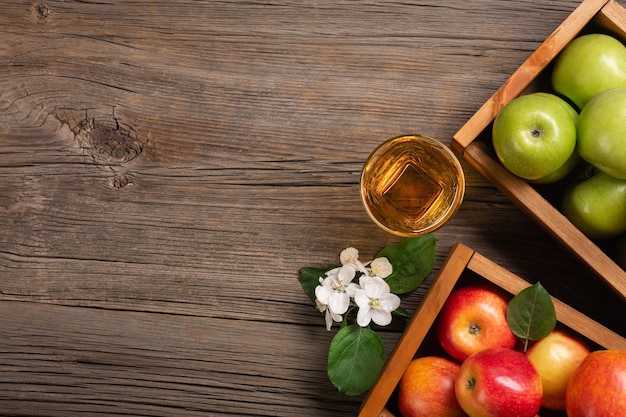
360,134,465,236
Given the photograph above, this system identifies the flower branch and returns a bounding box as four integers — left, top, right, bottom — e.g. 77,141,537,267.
298,235,437,396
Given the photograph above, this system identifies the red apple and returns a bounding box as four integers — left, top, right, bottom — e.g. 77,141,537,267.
455,348,543,417
397,356,465,417
526,328,590,410
436,284,517,361
566,349,626,417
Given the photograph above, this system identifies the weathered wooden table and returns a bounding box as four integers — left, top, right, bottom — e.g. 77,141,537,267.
2,1,624,415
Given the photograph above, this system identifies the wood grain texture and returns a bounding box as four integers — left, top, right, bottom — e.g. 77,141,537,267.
1,1,624,415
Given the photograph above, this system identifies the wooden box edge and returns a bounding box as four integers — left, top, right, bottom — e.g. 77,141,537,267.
358,242,626,417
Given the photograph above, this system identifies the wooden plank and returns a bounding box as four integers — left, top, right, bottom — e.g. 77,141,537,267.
359,243,475,417
1,1,624,415
0,300,362,416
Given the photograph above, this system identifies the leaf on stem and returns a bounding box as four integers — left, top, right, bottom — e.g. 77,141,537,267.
327,324,385,396
506,282,556,350
376,234,437,294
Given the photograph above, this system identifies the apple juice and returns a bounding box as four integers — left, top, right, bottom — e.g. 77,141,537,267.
360,135,465,236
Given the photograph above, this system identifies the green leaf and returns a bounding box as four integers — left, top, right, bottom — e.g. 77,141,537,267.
327,324,385,396
392,306,411,319
298,266,334,303
506,282,556,351
376,234,437,294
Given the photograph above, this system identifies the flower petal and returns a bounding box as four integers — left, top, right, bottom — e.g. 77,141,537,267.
337,264,356,285
346,282,361,298
329,292,350,315
325,267,341,277
354,259,369,275
315,285,333,305
324,309,333,331
356,305,372,327
380,293,401,312
353,289,369,309
364,276,390,298
358,275,374,289
370,309,392,326
370,257,392,278
340,247,359,265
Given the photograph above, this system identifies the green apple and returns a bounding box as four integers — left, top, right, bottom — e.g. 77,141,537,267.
577,87,626,179
534,92,579,122
530,93,580,184
530,150,579,184
552,33,626,109
492,92,577,182
562,169,626,240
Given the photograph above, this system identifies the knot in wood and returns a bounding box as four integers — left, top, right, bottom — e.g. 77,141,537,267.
75,117,145,165
34,3,50,21
113,175,134,189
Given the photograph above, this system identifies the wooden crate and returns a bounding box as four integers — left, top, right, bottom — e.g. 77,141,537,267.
358,243,626,417
451,0,626,300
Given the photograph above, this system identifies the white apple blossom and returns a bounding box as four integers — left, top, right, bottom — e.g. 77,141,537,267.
353,275,401,327
339,247,368,275
315,263,358,330
314,247,400,330
369,257,392,279
316,298,343,332
339,247,359,265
